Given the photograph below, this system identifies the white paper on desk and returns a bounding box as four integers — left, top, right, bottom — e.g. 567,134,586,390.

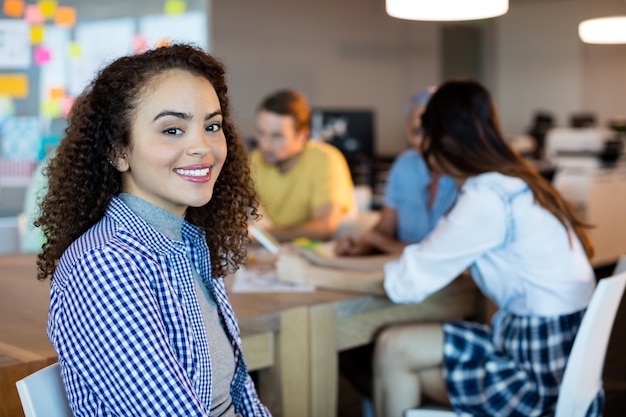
231,266,315,293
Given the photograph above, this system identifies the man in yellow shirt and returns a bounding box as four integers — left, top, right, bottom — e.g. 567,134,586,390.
250,89,355,242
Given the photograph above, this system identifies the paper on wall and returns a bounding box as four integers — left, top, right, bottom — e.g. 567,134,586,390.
0,19,31,69
69,18,135,97
139,11,208,51
1,116,40,160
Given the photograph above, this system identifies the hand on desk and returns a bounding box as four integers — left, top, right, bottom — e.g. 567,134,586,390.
335,231,409,256
275,251,387,295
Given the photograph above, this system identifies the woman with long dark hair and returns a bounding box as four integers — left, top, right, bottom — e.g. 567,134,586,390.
374,79,599,417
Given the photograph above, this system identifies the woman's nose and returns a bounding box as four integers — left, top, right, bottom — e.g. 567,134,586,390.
188,130,211,157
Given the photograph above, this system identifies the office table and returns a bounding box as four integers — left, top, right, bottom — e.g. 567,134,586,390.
0,255,480,417
300,272,478,417
0,254,358,417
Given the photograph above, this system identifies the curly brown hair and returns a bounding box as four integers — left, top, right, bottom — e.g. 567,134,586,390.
36,44,259,281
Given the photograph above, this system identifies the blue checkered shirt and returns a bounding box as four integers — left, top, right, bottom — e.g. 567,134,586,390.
48,197,271,416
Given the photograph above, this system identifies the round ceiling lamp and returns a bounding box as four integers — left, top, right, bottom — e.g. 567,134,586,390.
578,16,626,44
386,0,509,21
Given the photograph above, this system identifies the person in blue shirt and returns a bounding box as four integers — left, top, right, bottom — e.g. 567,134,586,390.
334,88,458,411
35,44,270,416
334,87,457,256
374,80,600,417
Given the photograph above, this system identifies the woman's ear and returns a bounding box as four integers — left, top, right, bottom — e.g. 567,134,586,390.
110,151,129,172
116,152,129,172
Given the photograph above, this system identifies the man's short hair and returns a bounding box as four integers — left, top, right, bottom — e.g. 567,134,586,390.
258,89,311,132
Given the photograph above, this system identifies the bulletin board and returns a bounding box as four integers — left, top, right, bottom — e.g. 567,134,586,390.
0,0,208,165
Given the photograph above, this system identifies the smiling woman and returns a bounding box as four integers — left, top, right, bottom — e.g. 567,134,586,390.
34,44,270,416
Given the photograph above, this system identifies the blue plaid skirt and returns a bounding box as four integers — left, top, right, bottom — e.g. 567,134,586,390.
442,310,604,417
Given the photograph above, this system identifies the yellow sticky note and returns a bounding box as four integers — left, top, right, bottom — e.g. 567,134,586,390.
0,74,29,99
164,0,186,14
3,0,25,18
38,0,56,18
49,87,65,100
31,25,45,45
41,99,61,118
68,41,82,58
54,6,76,27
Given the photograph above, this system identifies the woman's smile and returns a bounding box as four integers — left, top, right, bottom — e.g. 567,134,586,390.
174,164,212,181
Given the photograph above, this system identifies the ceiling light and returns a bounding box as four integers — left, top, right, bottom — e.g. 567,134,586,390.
579,16,626,44
386,0,509,21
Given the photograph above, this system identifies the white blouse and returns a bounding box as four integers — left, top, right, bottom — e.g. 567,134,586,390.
384,172,595,317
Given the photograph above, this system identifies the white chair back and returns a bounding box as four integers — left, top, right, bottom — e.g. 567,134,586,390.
15,362,72,417
406,271,626,417
554,271,626,417
612,254,626,274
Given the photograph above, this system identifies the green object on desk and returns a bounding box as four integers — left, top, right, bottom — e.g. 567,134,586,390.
292,237,323,249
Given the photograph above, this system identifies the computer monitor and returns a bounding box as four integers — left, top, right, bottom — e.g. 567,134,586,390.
311,108,375,186
311,108,374,157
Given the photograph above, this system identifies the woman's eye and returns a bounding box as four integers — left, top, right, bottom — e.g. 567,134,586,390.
163,127,183,135
206,123,222,132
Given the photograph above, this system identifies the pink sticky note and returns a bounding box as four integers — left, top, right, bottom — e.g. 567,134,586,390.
133,35,148,54
61,96,75,118
34,46,51,66
25,4,45,24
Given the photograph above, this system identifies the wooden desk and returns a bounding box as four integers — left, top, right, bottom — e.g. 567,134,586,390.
305,274,479,417
228,286,360,417
0,255,480,417
0,254,360,417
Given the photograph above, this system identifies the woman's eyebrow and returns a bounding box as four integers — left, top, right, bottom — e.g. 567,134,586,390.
204,110,222,121
153,110,223,122
153,110,192,121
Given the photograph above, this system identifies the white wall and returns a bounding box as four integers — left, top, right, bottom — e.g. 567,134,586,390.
494,0,626,136
212,0,626,155
494,0,585,136
212,0,441,155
